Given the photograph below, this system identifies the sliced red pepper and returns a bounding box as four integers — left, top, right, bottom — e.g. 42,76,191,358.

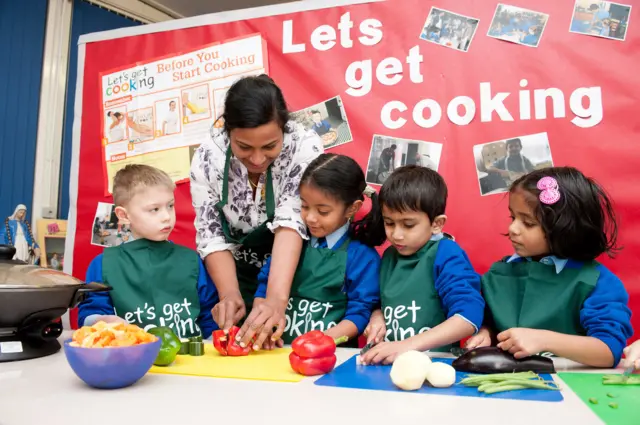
212,326,252,357
212,330,228,356
289,352,337,376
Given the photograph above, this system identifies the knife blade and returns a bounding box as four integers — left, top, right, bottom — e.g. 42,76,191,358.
360,341,377,355
450,347,469,357
622,365,634,381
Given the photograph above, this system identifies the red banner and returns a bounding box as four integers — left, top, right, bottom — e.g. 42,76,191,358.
71,0,640,336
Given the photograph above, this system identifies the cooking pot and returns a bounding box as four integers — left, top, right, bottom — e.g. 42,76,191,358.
0,244,111,362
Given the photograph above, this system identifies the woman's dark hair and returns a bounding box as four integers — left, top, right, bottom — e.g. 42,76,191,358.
300,154,386,247
107,111,123,119
510,166,620,261
379,165,447,222
220,74,290,134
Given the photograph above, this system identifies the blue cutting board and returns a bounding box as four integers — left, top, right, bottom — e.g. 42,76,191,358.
315,355,564,402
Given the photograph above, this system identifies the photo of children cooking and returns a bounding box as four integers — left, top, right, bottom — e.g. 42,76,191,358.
570,0,632,41
488,4,550,47
419,7,480,52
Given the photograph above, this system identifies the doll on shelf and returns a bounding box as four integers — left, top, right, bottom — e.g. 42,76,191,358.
0,204,40,264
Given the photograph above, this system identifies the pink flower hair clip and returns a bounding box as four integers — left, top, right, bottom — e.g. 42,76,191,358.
537,176,561,205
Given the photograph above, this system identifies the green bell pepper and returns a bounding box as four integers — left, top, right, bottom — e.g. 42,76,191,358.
147,327,181,366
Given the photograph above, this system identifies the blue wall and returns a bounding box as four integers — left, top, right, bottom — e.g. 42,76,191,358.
0,0,48,222
59,1,142,218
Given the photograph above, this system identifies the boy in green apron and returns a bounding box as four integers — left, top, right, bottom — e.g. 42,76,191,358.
361,166,484,365
256,154,387,345
466,167,632,368
78,164,218,339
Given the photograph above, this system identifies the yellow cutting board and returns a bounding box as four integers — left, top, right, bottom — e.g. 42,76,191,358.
148,344,304,383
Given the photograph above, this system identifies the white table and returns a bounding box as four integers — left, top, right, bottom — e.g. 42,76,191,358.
0,332,610,425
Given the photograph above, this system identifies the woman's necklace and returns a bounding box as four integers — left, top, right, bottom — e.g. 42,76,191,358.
248,175,260,189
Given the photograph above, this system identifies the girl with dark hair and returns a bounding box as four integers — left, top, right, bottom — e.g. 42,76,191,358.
190,75,323,350
360,166,484,365
256,154,386,344
466,167,633,368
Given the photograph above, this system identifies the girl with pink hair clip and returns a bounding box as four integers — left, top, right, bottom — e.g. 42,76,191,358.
466,167,633,368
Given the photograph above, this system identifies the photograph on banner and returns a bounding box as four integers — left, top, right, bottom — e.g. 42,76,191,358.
155,98,181,136
570,0,632,41
365,135,443,186
419,7,480,52
105,107,127,143
181,84,211,123
474,132,554,196
212,85,231,120
487,4,549,48
126,107,155,143
99,33,268,195
290,96,353,149
36,219,67,268
91,202,132,247
44,237,65,271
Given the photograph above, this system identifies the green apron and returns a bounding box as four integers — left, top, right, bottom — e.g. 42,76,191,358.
379,240,450,352
215,147,275,313
103,238,201,338
482,258,599,336
282,237,350,345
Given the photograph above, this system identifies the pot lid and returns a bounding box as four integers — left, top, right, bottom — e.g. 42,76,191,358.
0,245,83,289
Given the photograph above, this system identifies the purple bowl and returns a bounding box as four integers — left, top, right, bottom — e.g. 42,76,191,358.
63,338,161,389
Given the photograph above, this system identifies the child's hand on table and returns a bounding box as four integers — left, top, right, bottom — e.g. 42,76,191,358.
465,326,492,349
363,310,386,345
360,340,413,365
496,327,547,359
623,340,640,369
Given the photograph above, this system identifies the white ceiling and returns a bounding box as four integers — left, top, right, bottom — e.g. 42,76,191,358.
143,0,299,17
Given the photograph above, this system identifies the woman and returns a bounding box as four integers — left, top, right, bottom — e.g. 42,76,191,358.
107,111,126,142
190,75,323,350
0,204,40,263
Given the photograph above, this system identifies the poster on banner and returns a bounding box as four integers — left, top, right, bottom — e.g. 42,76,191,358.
99,33,268,195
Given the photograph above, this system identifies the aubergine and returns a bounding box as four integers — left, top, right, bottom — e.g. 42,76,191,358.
452,346,555,374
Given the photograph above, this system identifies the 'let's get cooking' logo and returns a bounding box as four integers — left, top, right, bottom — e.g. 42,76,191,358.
105,66,155,98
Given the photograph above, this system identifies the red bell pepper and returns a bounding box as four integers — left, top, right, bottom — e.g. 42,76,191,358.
212,326,252,356
289,330,348,376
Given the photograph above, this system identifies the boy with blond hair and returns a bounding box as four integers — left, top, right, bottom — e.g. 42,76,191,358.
78,164,218,338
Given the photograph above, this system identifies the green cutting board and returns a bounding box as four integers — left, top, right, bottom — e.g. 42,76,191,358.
558,373,640,425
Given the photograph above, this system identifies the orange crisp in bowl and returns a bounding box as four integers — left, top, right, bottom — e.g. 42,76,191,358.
70,321,157,348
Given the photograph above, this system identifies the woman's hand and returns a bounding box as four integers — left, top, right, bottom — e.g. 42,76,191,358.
236,297,286,350
211,291,246,332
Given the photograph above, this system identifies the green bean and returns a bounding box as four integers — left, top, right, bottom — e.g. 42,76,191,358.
477,382,495,392
461,372,538,386
483,384,529,394
606,392,618,398
478,380,559,394
603,375,640,385
589,398,599,405
609,402,619,409
460,371,559,394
